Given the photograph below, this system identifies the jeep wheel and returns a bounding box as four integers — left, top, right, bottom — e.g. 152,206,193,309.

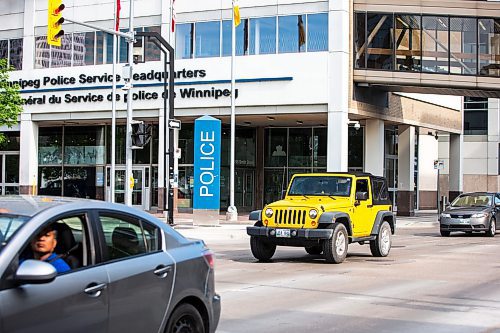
370,221,392,257
250,236,276,261
486,218,496,237
305,245,323,255
440,230,450,237
323,224,348,264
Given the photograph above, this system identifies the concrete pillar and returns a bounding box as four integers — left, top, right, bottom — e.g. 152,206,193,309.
23,0,35,71
327,0,349,172
487,98,499,192
19,114,38,195
397,125,415,216
449,133,463,201
417,132,439,209
364,119,384,176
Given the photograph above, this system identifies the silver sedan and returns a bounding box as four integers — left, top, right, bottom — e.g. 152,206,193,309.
0,196,220,333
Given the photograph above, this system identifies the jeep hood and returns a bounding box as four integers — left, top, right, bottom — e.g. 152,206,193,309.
266,197,352,211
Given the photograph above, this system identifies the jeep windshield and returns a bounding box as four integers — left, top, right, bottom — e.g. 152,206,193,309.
0,213,29,252
288,176,352,197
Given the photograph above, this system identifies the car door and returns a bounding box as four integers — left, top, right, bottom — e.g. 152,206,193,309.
352,178,374,237
495,194,500,229
95,210,175,333
0,212,109,333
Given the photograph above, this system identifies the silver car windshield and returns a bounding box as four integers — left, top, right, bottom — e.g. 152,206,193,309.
0,214,29,251
288,176,352,196
451,194,492,208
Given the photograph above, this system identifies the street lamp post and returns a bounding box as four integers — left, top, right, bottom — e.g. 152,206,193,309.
136,31,175,224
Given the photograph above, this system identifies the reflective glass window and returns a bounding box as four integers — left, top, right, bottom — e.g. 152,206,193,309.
450,17,477,75
366,13,394,70
354,12,366,68
479,18,500,77
119,29,128,64
5,155,19,183
64,126,105,165
9,39,22,70
307,13,328,52
264,168,286,205
195,21,221,58
313,128,327,167
51,34,73,68
395,14,421,72
34,36,50,68
39,127,63,165
63,167,96,198
422,16,449,73
96,31,106,65
176,23,194,59
178,123,194,165
73,32,95,66
38,167,63,196
0,132,20,151
278,15,306,53
464,97,488,135
0,40,7,60
264,128,287,167
250,17,276,55
348,127,364,170
222,19,249,56
144,26,161,61
288,128,312,167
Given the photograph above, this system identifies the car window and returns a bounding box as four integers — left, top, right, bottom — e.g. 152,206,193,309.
355,179,369,197
495,194,500,206
98,213,161,262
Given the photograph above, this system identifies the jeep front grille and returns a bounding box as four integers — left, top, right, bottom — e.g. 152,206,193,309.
275,209,307,225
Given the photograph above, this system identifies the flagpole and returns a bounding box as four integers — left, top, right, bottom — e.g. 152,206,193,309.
227,1,238,221
110,0,119,203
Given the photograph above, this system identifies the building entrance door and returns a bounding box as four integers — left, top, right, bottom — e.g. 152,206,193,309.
0,153,20,195
235,169,254,212
106,166,150,210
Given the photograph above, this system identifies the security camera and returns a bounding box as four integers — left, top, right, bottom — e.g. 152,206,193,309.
354,122,361,130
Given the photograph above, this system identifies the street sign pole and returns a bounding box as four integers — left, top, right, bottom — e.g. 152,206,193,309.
124,0,135,206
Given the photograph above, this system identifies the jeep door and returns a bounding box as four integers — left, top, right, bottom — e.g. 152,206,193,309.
352,178,376,236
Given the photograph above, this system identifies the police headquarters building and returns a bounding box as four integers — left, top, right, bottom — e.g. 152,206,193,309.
1,0,500,216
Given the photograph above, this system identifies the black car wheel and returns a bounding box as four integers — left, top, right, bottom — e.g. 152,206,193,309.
305,245,323,255
486,218,496,237
323,223,348,264
250,236,276,261
165,303,205,333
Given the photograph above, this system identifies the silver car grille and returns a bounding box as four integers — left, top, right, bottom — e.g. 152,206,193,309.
275,209,307,225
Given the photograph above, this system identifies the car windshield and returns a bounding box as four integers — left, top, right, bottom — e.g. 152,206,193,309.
0,214,29,251
288,176,352,196
451,194,493,208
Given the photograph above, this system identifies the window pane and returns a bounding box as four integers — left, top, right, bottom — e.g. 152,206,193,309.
176,23,194,59
118,30,128,64
464,97,488,135
96,31,105,65
9,38,23,70
395,14,421,72
264,168,286,205
222,19,248,56
73,32,95,66
5,155,19,183
279,15,305,53
64,126,105,165
35,36,50,68
288,128,312,167
51,34,72,68
0,132,20,151
0,40,7,60
178,123,194,165
39,167,63,196
144,26,161,61
354,12,366,68
63,167,95,198
479,18,500,77
264,128,287,167
422,16,449,73
39,127,63,165
195,21,221,58
450,17,477,75
348,127,364,169
307,13,328,52
250,17,276,55
313,128,327,167
367,13,393,70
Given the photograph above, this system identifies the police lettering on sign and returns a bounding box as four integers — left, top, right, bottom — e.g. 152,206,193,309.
193,116,221,210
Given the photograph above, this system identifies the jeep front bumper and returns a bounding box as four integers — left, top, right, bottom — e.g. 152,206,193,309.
247,226,333,240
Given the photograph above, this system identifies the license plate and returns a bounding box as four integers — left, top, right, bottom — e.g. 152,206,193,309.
276,229,291,238
459,219,469,224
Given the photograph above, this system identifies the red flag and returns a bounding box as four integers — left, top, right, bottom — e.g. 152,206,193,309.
115,0,121,31
171,0,176,32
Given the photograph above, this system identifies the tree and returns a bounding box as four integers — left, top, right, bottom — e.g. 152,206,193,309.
0,58,23,144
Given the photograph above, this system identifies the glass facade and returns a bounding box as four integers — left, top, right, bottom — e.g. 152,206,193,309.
464,97,488,135
0,132,20,195
355,12,500,77
0,38,23,70
177,13,328,59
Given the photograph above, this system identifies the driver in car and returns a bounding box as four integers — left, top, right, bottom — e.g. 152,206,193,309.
28,225,70,274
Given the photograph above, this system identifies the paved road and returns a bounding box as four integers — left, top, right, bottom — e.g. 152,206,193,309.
176,224,500,333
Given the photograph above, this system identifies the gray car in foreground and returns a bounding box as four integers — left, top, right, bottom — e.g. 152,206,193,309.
0,196,220,333
439,192,500,237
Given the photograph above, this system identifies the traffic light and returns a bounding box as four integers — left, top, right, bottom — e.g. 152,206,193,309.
131,122,152,149
48,0,65,46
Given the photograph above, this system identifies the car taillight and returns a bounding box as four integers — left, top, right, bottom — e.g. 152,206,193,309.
203,250,215,269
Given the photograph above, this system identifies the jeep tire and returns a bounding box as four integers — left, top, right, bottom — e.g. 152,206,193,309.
250,236,276,261
370,221,392,257
305,245,323,255
323,223,348,264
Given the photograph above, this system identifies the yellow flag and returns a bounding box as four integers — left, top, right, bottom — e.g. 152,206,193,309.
233,0,241,27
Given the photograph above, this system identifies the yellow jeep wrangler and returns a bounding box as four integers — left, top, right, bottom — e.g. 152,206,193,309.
247,172,395,264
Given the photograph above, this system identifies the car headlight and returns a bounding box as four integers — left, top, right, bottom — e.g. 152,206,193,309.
472,213,488,218
440,213,450,218
309,209,318,219
265,208,273,218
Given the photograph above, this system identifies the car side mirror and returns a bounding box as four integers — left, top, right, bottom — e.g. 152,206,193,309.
355,192,368,201
15,260,57,285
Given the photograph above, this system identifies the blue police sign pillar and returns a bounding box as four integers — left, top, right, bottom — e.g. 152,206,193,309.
193,116,221,226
